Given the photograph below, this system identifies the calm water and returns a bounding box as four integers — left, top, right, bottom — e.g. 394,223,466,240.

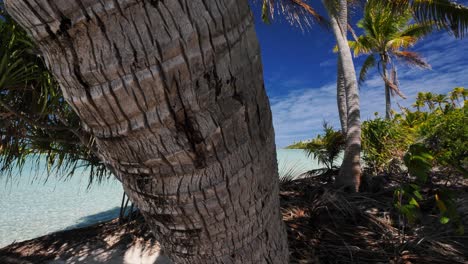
0,149,315,247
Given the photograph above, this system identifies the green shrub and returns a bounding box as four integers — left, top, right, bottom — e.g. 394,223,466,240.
395,144,433,225
304,122,345,171
420,106,468,177
362,117,410,175
396,143,463,233
403,143,434,183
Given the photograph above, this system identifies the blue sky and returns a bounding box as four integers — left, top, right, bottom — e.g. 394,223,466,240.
250,2,468,147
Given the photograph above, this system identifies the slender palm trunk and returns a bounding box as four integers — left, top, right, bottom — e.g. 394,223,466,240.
385,87,391,118
336,0,348,135
382,60,392,119
328,0,362,192
337,57,348,134
5,0,289,263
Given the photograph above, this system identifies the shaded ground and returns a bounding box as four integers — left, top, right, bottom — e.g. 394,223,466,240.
282,175,468,263
1,176,467,263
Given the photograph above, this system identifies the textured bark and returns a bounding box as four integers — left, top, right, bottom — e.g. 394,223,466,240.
327,0,362,192
335,0,347,134
336,44,347,134
382,60,392,119
5,0,289,263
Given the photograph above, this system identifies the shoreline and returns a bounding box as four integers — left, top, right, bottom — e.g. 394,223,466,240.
0,149,311,249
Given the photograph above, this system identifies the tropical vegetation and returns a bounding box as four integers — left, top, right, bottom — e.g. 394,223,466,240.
265,0,468,192
362,88,468,180
304,122,345,172
0,5,106,183
294,87,467,231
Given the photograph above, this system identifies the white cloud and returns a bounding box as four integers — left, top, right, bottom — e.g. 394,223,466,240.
319,58,336,68
269,34,468,147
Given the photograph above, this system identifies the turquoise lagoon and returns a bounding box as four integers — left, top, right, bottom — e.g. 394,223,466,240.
0,149,315,247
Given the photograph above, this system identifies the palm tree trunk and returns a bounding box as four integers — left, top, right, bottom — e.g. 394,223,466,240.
327,0,362,192
337,57,348,134
382,60,392,119
385,83,392,119
5,1,289,263
335,0,349,136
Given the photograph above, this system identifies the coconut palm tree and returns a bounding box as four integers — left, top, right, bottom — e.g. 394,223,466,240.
424,92,437,111
4,1,289,263
413,92,426,111
264,0,363,191
349,0,432,119
450,87,467,106
326,0,363,191
435,94,449,110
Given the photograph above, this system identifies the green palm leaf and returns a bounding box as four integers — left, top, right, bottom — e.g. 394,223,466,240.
398,23,434,38
358,55,376,85
348,36,374,56
385,0,468,38
386,36,418,50
0,6,110,184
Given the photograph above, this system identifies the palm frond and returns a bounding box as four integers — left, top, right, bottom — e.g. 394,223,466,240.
385,0,468,38
398,22,435,38
413,0,468,38
0,9,110,185
348,36,374,56
390,66,403,98
260,0,328,29
382,72,406,99
304,122,345,170
393,50,431,68
278,160,308,186
386,36,418,50
359,54,376,85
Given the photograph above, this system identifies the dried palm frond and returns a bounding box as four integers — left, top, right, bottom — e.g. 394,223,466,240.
256,0,328,29
393,50,431,69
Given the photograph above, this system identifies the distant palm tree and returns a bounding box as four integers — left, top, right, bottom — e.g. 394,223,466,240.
450,87,467,106
435,94,449,110
412,93,425,112
424,92,436,111
349,0,432,119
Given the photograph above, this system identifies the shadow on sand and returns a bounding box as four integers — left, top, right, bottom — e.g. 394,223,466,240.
0,216,172,264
